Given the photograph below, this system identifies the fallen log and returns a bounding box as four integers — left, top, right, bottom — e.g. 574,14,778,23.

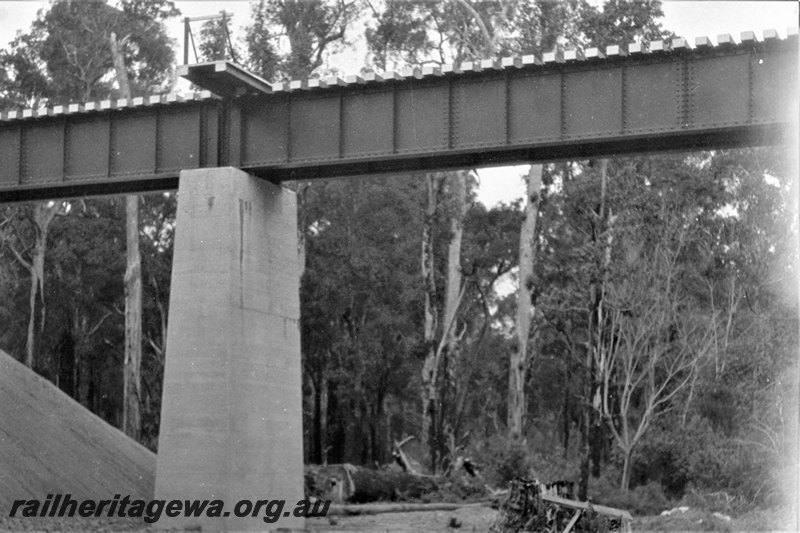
542,493,633,523
305,463,440,503
326,500,491,516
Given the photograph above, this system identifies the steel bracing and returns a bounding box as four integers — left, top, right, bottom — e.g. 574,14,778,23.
0,29,797,202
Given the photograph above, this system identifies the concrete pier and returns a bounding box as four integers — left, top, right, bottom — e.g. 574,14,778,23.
155,168,304,531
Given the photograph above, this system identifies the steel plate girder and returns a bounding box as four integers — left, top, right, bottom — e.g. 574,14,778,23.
0,37,796,202
0,100,220,201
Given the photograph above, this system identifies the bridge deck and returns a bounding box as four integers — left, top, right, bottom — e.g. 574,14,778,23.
0,30,797,202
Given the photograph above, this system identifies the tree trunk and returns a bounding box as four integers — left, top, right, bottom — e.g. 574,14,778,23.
620,448,632,491
581,160,611,496
420,173,440,469
443,172,466,336
297,182,308,278
320,373,329,465
311,370,325,464
110,32,142,442
57,328,76,397
562,363,570,459
439,170,467,468
25,246,44,368
578,382,590,501
590,421,604,478
123,195,142,441
28,206,54,369
109,31,131,98
10,203,59,369
509,165,543,440
420,171,468,472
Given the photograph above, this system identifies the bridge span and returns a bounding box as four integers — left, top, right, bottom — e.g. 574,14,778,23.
0,30,796,202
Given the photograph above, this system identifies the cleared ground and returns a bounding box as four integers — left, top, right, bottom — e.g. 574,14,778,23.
2,507,797,532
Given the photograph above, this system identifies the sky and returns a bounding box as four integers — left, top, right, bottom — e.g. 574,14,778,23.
0,0,797,207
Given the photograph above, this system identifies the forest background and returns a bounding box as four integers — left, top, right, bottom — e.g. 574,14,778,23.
0,0,797,518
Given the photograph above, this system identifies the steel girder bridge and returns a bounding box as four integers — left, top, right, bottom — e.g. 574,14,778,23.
1,30,796,202
0,30,797,531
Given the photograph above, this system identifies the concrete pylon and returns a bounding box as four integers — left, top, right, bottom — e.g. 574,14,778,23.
155,167,304,531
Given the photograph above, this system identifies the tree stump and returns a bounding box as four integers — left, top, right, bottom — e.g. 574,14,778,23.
488,478,631,532
488,478,546,533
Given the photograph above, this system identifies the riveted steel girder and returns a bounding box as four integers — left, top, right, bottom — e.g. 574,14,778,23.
0,31,796,202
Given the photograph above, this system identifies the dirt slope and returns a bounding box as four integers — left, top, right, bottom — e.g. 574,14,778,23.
0,349,155,515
